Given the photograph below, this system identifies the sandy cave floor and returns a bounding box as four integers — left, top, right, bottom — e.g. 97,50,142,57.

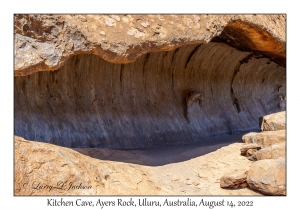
74,134,262,195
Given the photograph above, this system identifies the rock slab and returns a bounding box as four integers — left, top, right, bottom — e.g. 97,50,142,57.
220,170,249,189
14,136,160,195
255,143,286,160
242,130,286,148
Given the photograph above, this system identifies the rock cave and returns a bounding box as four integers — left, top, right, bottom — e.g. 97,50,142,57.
14,16,286,149
14,14,286,196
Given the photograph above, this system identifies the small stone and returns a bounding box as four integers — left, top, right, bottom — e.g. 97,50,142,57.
22,23,30,32
193,15,200,23
186,18,193,28
127,28,144,38
246,149,257,161
103,16,116,27
141,21,149,28
51,27,59,36
110,15,120,22
122,16,129,23
220,169,248,189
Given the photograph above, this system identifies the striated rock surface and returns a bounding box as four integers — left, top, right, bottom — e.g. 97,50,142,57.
14,14,286,149
247,158,286,195
259,111,286,131
242,130,286,148
220,169,249,189
14,43,286,149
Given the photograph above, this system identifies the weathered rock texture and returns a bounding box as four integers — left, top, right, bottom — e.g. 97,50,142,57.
247,158,286,195
242,130,286,148
220,169,248,189
255,143,286,160
14,14,286,149
14,14,286,76
260,111,286,131
240,143,261,155
237,111,286,195
246,149,258,161
14,136,160,195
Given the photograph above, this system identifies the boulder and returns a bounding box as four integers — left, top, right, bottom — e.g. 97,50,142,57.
220,169,249,189
246,158,286,195
242,130,285,148
259,111,286,131
256,143,286,160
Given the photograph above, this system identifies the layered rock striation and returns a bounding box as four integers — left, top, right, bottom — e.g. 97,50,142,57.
14,14,286,149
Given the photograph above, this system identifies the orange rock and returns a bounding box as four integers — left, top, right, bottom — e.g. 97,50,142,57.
242,130,286,148
259,111,286,131
256,143,286,160
247,158,286,195
220,170,248,189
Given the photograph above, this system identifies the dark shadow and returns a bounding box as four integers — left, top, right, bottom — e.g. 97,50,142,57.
73,133,247,166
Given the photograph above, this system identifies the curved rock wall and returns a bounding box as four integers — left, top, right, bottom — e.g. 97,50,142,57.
14,42,286,149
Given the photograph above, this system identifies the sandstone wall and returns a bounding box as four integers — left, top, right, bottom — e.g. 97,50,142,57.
14,14,286,149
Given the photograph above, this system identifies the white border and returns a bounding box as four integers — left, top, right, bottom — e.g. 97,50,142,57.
2,0,297,209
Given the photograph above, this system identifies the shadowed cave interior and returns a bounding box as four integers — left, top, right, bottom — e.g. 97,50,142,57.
14,42,286,149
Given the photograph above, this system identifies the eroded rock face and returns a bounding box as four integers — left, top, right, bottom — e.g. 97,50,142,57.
14,14,286,149
14,14,286,76
246,158,286,195
14,42,286,148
